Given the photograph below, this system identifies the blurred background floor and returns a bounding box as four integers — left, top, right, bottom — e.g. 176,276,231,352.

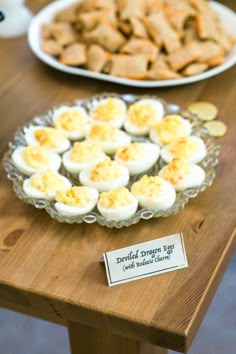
0,255,235,354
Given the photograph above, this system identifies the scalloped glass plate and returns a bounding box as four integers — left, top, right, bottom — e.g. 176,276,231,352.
3,93,220,228
28,0,236,87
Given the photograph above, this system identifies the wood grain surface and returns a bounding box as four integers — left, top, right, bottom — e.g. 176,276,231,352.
68,322,167,354
0,1,236,353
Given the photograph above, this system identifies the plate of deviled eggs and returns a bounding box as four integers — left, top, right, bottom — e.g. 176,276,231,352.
3,93,220,228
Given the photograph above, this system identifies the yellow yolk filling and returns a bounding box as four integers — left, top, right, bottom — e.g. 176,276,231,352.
170,137,198,159
57,187,90,207
23,146,50,169
55,110,86,132
30,170,65,193
116,143,143,161
88,123,118,142
99,188,132,208
92,98,123,122
132,175,163,196
161,158,191,185
90,158,122,182
34,127,64,148
128,103,155,127
70,141,102,163
154,115,186,145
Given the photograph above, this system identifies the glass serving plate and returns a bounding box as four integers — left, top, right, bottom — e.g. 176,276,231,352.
3,93,220,228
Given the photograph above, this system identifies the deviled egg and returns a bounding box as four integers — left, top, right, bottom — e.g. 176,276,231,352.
24,126,71,154
97,187,138,221
159,158,206,191
89,97,127,128
12,145,61,176
55,186,99,216
124,98,164,136
52,105,90,140
23,169,72,200
115,142,160,176
161,136,207,164
150,114,192,146
79,157,129,192
86,122,131,155
62,140,106,174
131,175,176,209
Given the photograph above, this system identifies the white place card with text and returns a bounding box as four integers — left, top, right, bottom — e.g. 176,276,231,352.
103,233,188,286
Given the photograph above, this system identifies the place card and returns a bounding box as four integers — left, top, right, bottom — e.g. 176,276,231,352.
103,233,188,286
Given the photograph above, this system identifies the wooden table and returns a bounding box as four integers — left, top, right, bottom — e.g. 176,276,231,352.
0,1,236,353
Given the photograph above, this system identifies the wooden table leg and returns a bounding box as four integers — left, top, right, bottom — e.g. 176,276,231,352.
68,322,167,354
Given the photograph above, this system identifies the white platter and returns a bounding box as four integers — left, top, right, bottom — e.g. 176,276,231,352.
28,0,236,88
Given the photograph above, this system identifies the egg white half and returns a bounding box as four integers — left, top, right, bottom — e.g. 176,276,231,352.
97,193,138,221
115,143,160,176
89,97,127,128
62,148,106,174
24,126,71,154
124,98,164,136
54,187,99,216
159,163,206,191
161,136,207,164
12,146,61,176
23,173,72,200
149,115,192,146
79,165,130,192
86,124,131,155
52,105,90,140
131,177,176,210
